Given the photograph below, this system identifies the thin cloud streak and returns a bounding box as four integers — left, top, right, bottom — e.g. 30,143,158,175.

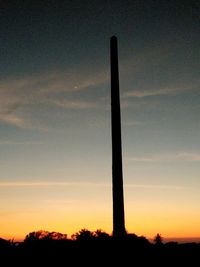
122,120,143,127
0,181,184,190
0,69,107,97
126,152,200,163
0,114,28,129
0,113,49,132
0,141,44,145
123,87,184,99
0,181,109,188
177,152,200,162
53,99,99,110
125,184,184,190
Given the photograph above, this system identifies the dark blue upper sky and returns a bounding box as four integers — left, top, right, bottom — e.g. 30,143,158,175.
1,0,199,77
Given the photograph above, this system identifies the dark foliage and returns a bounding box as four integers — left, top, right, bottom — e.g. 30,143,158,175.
24,230,67,243
0,230,200,266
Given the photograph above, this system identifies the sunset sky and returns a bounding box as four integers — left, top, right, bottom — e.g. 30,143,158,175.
0,0,200,241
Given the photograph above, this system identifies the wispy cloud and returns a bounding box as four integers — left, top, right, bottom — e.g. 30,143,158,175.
122,120,143,127
0,69,108,128
0,181,109,188
0,114,28,129
53,99,98,110
0,69,107,101
0,113,48,132
176,152,200,162
0,140,44,145
124,183,184,190
0,69,107,96
0,181,184,190
126,152,200,163
123,87,183,99
43,199,79,205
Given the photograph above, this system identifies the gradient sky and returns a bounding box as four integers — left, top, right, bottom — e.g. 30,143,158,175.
0,0,200,241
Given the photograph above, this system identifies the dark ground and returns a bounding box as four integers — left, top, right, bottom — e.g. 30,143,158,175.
0,234,200,266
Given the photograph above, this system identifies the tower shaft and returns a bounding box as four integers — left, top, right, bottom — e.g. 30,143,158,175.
110,36,126,238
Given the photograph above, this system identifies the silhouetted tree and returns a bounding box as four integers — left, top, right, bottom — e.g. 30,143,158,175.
48,231,67,240
126,233,139,241
24,230,67,243
71,229,95,241
94,229,110,240
1,230,200,266
0,237,10,248
154,233,163,246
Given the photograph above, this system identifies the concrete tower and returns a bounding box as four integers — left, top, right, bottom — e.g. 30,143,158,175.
110,36,126,238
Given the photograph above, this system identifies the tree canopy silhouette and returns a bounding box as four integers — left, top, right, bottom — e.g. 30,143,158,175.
0,229,200,266
24,230,67,243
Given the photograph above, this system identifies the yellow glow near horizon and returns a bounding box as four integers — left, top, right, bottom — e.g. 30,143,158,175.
0,205,112,241
1,201,200,241
1,211,200,241
1,181,200,241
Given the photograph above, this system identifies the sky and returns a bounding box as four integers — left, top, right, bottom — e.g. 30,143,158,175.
0,0,200,241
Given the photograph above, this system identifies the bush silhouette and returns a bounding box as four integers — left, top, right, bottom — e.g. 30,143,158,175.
24,230,67,243
71,228,95,241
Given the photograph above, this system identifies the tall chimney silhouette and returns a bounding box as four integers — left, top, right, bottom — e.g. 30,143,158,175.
110,36,126,238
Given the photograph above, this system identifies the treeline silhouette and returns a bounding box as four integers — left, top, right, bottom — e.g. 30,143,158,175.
0,229,200,266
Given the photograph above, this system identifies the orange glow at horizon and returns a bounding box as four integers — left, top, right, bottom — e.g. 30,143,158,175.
1,205,200,241
1,181,200,241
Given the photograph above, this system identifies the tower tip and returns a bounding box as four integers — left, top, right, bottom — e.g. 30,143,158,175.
110,35,117,40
